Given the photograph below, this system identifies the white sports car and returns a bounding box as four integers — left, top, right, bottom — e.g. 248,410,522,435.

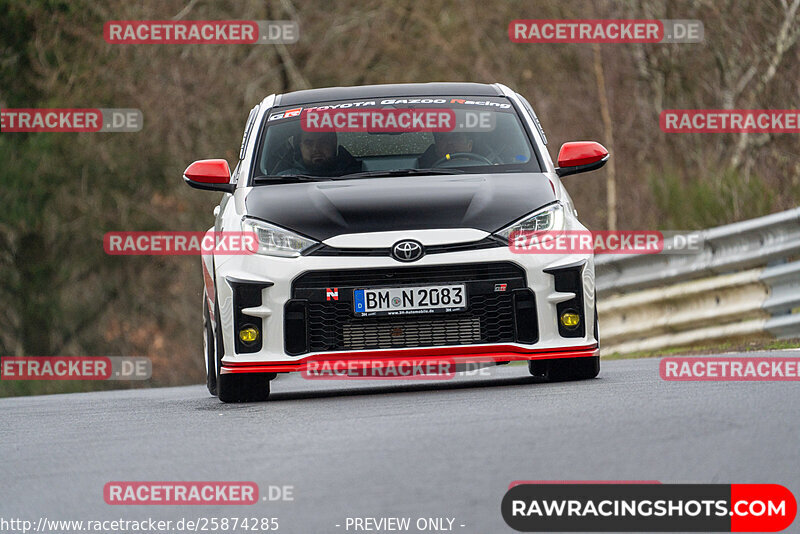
184,82,608,402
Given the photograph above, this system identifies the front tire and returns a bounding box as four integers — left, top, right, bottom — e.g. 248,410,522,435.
203,292,217,396
528,355,600,381
218,372,274,403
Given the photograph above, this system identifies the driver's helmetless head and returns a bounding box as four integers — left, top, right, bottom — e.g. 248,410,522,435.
299,131,338,171
432,131,473,159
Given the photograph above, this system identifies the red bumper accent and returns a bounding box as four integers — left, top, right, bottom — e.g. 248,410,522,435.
220,344,599,374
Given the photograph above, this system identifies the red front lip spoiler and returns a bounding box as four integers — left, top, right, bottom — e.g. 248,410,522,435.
221,344,599,374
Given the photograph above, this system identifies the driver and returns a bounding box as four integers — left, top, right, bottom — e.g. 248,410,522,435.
417,131,474,168
281,130,361,176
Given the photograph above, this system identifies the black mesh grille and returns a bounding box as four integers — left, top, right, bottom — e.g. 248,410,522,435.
293,262,524,288
289,262,532,354
343,317,481,350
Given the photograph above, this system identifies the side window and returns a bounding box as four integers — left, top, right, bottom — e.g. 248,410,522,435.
518,94,547,146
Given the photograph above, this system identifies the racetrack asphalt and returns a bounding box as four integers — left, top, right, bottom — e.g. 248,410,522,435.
2,351,799,533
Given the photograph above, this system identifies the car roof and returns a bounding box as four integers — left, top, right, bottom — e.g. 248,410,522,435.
274,82,503,107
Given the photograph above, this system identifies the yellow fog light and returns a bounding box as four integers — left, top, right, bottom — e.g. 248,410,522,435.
239,326,260,344
560,311,581,329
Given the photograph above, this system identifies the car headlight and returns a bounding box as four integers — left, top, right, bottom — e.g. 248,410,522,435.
241,217,318,257
493,202,565,242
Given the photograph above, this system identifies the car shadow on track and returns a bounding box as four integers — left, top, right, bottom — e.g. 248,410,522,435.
194,374,602,408
263,374,601,402
194,365,605,408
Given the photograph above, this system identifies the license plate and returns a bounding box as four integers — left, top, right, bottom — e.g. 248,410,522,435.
353,284,467,316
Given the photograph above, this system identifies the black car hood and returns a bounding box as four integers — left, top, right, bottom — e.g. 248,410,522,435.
244,173,557,241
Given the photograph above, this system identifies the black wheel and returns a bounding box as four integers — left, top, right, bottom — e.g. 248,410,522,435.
203,292,217,396
218,372,274,403
528,355,600,382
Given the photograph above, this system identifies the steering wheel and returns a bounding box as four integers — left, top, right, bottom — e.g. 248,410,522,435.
431,152,493,167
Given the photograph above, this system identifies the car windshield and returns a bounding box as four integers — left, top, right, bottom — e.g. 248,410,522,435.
251,95,541,183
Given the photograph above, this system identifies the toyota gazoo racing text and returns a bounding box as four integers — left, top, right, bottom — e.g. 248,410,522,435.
184,82,609,402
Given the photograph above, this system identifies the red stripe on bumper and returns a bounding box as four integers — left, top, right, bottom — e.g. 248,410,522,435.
221,344,598,374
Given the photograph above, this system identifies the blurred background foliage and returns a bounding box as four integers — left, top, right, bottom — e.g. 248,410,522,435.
1,0,798,394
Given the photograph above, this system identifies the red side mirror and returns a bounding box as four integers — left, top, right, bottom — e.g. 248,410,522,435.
556,142,609,177
183,159,234,192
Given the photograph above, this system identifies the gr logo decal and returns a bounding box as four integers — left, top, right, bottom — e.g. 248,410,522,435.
268,107,302,121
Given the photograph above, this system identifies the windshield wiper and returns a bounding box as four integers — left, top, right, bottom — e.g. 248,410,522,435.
252,174,333,183
336,168,465,179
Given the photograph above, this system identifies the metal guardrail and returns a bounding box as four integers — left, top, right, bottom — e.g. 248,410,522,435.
595,207,800,355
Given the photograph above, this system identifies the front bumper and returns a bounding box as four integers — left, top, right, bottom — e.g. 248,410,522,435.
211,239,597,372
221,344,599,374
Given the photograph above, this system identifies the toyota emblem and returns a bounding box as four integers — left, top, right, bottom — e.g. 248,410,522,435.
391,240,424,262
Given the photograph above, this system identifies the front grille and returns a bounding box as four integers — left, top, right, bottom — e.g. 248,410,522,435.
343,316,481,350
293,262,524,288
307,237,503,257
287,262,536,354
